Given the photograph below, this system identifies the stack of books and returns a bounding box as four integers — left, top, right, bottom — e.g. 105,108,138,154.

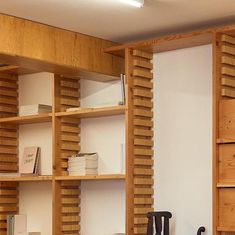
68,153,98,176
19,104,52,116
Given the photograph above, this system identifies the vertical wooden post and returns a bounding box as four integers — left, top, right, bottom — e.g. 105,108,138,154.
52,74,81,235
213,32,235,235
125,48,154,235
0,73,19,235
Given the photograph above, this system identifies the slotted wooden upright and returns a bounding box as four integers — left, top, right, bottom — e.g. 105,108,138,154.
214,32,235,235
0,73,19,234
53,75,81,235
125,49,154,235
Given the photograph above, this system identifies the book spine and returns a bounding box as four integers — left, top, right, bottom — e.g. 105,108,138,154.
120,74,126,105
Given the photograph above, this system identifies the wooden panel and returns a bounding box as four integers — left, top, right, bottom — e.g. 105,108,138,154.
133,119,153,127
222,56,235,67
133,89,153,98
133,59,153,70
126,49,154,235
221,77,235,88
133,50,153,60
133,99,153,109
222,67,235,77
219,189,235,227
219,144,235,183
134,109,153,118
60,181,80,235
133,79,153,89
219,99,235,139
222,34,235,45
221,88,235,98
222,45,235,56
133,69,153,79
0,14,124,79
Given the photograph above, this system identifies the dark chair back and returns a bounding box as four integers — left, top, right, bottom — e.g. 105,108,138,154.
147,211,172,235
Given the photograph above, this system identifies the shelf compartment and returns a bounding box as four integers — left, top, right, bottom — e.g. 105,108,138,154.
55,174,125,181
0,113,52,124
0,175,52,182
55,105,126,119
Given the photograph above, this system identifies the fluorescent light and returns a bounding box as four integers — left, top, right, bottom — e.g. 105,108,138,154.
121,0,144,8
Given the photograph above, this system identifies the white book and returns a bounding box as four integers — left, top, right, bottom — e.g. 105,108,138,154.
68,168,98,176
19,104,52,116
0,172,21,177
68,166,98,171
68,160,98,168
13,215,27,235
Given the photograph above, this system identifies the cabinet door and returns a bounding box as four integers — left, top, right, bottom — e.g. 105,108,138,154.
219,144,235,182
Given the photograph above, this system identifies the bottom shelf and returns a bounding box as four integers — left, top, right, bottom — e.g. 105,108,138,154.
55,174,125,181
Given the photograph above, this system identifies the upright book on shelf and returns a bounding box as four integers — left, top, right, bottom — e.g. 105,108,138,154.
20,147,40,175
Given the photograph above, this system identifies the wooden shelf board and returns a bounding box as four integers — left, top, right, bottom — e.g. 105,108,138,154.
217,182,235,188
55,106,126,119
0,175,52,182
217,226,235,232
0,113,52,124
105,29,213,55
55,174,125,181
104,45,125,57
216,138,235,144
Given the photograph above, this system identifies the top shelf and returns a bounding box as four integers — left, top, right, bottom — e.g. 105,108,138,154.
55,105,126,119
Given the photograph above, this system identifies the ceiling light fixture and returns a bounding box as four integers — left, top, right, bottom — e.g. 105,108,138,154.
121,0,144,8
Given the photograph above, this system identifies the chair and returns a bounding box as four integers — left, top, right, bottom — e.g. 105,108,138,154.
147,211,172,235
146,211,206,235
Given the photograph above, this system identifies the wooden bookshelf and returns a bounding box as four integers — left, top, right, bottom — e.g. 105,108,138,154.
0,175,52,182
55,174,125,181
0,113,52,124
55,105,126,119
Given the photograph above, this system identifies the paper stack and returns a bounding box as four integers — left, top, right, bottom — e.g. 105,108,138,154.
68,153,98,176
19,104,52,116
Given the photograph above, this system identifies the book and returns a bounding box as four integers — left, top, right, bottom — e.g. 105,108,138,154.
0,173,21,177
67,153,98,176
120,74,126,105
20,147,40,175
66,103,121,112
7,215,14,235
14,215,27,235
19,104,52,116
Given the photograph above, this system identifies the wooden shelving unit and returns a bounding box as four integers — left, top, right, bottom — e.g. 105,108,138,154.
0,48,154,235
0,13,155,235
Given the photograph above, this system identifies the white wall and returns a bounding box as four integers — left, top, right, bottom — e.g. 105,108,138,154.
153,45,212,235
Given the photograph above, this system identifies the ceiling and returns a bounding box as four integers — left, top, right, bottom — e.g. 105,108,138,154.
0,0,235,43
